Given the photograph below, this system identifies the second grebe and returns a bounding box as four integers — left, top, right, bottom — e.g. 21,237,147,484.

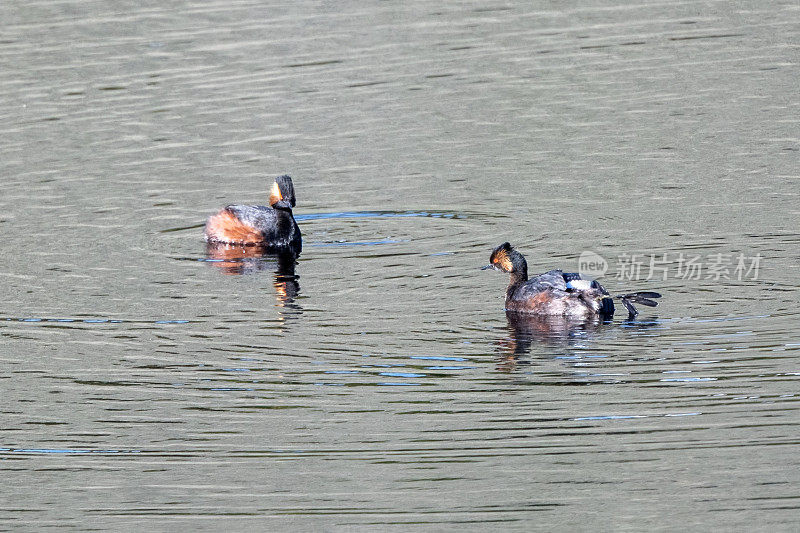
482,242,661,318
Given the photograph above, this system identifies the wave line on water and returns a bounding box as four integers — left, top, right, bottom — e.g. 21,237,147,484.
573,412,702,421
309,238,406,247
1,447,142,455
0,316,192,326
295,210,463,221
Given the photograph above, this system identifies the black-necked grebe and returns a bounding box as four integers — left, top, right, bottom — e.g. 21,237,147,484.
482,242,661,318
204,175,301,254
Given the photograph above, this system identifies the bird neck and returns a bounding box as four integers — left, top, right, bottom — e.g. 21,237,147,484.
508,251,528,284
509,270,528,286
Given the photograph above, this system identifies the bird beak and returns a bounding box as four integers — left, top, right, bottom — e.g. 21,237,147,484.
481,264,495,270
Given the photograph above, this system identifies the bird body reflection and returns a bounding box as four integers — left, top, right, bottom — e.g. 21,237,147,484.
497,310,661,372
501,311,605,355
205,243,300,313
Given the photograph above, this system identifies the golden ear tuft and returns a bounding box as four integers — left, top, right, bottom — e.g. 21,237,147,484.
269,181,283,205
499,252,513,271
489,242,515,272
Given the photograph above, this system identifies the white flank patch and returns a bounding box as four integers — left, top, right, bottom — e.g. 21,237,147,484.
566,279,593,291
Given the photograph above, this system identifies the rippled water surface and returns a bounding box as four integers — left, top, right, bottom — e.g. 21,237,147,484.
2,0,799,530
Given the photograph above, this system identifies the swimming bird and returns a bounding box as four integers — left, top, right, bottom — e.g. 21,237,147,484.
482,242,660,318
204,175,301,254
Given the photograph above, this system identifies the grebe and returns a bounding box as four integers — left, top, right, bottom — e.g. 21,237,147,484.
483,242,660,318
204,175,301,254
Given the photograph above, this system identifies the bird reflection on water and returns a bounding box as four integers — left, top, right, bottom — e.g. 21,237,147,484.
502,311,605,354
205,243,301,313
497,312,660,372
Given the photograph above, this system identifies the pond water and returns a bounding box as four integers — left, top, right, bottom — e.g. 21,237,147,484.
2,0,799,530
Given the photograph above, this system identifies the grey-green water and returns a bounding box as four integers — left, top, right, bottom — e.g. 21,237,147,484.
2,1,799,530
